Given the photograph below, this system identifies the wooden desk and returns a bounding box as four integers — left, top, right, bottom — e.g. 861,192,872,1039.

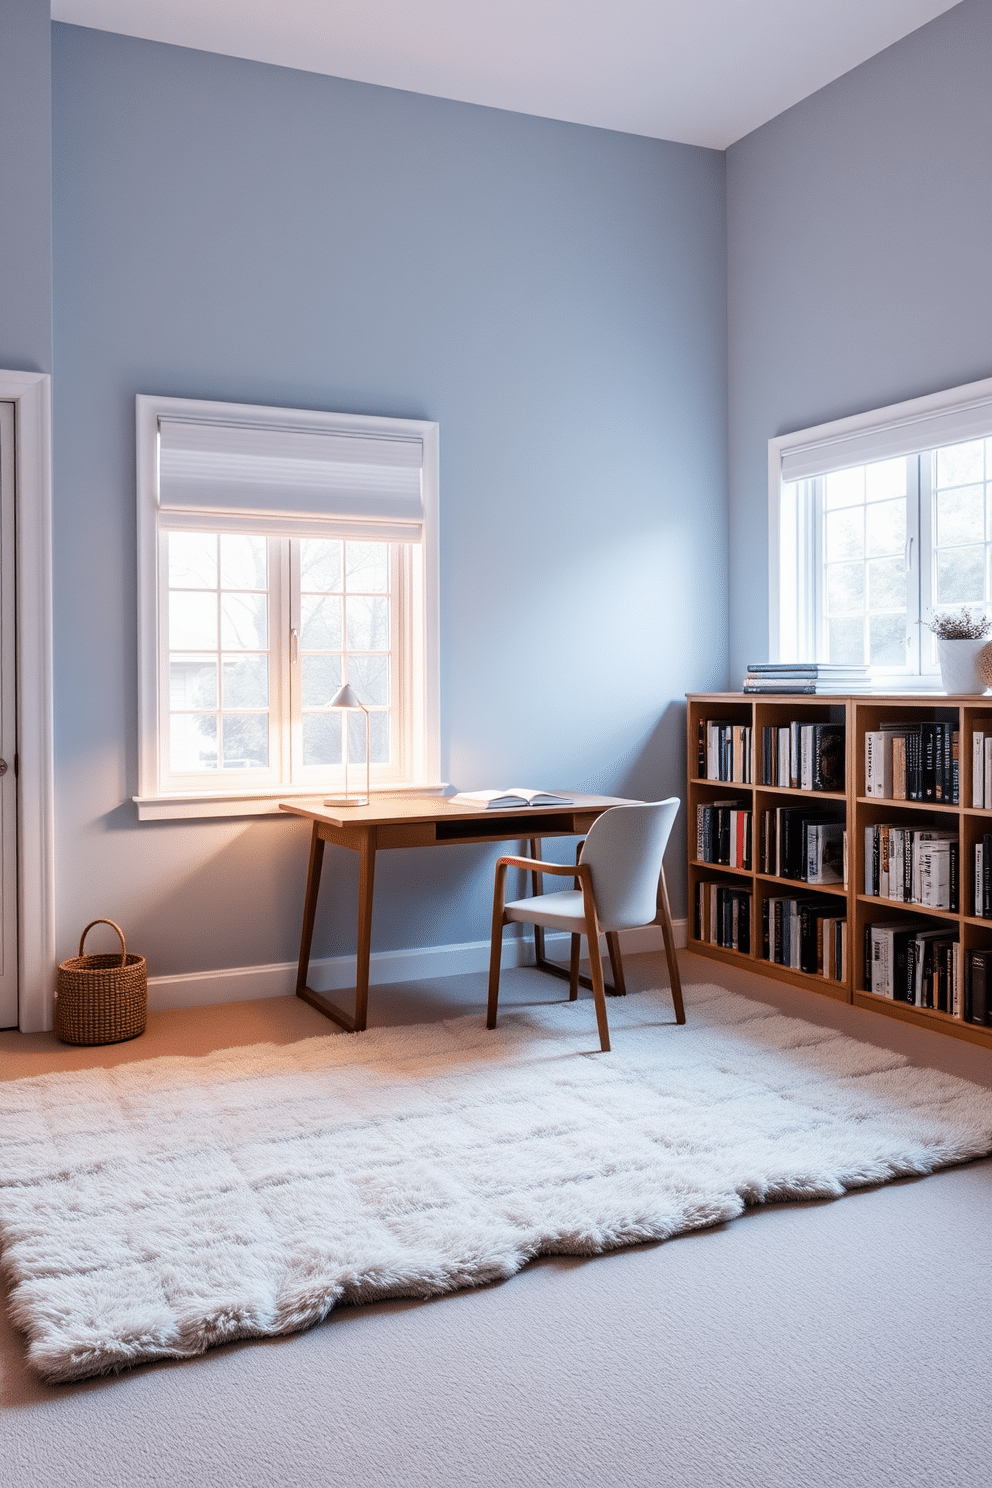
279,793,643,1032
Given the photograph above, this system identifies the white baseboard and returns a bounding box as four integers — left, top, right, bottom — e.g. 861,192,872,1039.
147,920,688,1012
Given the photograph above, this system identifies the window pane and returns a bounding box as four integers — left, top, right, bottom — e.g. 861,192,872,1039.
346,709,390,765
825,508,863,561
348,654,389,706
170,713,217,771
348,709,369,765
937,439,984,489
824,467,864,509
302,654,342,708
866,557,904,610
169,532,217,589
346,596,389,651
222,713,268,769
170,657,217,710
221,593,268,650
301,538,342,594
170,591,217,650
826,562,864,614
220,534,267,590
865,499,905,557
222,655,268,708
936,544,986,603
936,485,984,547
369,710,390,765
827,617,865,665
303,710,342,767
868,613,906,667
865,458,906,502
301,594,342,650
345,541,389,593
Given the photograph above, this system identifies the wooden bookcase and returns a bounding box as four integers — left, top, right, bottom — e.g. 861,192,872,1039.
686,692,992,1049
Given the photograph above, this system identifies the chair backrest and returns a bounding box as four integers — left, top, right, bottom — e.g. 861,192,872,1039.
578,798,680,932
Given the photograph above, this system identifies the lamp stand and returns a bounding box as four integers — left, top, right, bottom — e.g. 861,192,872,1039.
323,699,370,808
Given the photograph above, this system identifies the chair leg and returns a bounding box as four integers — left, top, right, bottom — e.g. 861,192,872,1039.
658,866,686,1024
568,934,580,999
487,862,510,1029
569,842,584,1001
586,931,611,1053
605,932,627,997
487,923,504,1029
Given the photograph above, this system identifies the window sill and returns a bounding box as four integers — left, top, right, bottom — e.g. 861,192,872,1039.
133,782,450,821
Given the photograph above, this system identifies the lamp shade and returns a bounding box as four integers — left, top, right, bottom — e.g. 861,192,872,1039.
326,683,365,710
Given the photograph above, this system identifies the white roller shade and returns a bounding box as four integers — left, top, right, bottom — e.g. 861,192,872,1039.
779,388,992,483
157,419,424,539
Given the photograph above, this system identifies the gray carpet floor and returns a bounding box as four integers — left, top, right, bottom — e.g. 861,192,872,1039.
3,950,991,1488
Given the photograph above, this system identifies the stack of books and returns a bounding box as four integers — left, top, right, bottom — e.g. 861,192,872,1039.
864,723,958,802
743,663,871,694
863,825,958,909
763,896,846,978
761,721,845,790
865,923,960,1013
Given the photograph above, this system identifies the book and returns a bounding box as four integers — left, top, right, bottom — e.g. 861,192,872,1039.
864,732,892,798
812,724,845,791
743,681,874,693
745,663,870,676
967,950,992,1026
448,789,573,809
975,840,984,917
805,821,845,884
973,731,985,808
866,922,918,998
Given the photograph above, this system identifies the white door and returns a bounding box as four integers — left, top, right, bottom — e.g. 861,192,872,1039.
0,403,18,1026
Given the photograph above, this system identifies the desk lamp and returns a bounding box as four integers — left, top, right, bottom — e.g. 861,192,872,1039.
323,682,370,807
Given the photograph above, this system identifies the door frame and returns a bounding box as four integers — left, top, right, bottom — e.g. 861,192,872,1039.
0,370,55,1032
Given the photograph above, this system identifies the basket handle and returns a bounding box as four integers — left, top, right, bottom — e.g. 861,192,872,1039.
78,919,127,968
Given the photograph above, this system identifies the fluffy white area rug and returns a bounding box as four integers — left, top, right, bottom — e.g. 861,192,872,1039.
3,982,992,1384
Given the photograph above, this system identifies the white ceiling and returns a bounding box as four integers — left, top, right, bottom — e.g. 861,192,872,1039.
51,0,960,149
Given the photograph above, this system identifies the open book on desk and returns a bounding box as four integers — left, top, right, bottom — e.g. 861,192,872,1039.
448,788,574,809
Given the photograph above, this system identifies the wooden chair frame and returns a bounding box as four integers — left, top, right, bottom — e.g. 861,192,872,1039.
487,843,686,1053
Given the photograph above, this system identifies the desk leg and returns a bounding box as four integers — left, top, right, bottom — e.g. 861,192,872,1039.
528,836,618,996
295,823,325,997
296,823,375,1034
354,833,376,1031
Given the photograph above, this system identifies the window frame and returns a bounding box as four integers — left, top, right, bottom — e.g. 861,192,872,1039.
768,374,992,683
135,395,441,820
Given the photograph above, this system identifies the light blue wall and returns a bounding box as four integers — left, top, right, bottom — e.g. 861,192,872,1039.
726,0,992,681
0,0,52,371
51,24,727,970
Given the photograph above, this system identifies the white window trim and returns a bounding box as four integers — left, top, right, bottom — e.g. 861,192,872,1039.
134,395,442,819
0,370,56,1033
768,373,992,682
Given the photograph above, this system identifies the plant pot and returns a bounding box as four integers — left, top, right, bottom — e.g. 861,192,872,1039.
936,635,992,694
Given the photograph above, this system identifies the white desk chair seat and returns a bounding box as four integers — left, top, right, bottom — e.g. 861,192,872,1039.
488,798,685,1052
504,890,589,933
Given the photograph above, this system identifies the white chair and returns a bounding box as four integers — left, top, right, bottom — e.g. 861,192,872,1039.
487,799,684,1051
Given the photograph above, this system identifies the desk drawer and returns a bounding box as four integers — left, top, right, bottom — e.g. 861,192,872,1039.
376,823,438,849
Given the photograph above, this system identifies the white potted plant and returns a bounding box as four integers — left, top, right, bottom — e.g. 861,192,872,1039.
924,607,992,694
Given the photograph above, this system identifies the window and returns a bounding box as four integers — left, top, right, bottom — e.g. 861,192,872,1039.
136,397,439,818
770,375,992,682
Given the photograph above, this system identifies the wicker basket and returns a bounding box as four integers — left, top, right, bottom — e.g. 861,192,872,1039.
55,919,147,1045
